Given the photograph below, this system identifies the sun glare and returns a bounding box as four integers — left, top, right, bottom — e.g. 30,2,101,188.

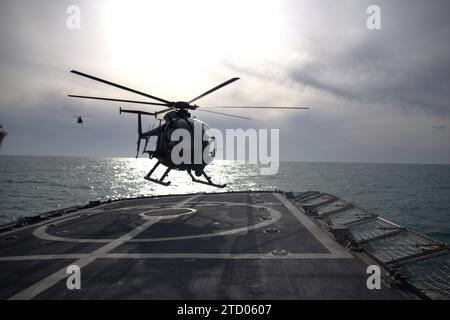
99,0,288,99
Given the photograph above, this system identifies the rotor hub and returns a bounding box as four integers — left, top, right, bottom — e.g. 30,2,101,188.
174,101,191,110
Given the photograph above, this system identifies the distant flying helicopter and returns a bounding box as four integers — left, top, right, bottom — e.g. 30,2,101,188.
0,124,7,147
69,70,308,187
75,116,83,124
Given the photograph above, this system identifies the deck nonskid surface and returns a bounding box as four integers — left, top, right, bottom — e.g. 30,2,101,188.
0,192,405,299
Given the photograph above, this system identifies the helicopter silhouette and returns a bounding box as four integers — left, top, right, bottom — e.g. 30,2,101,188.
69,70,308,187
75,116,83,124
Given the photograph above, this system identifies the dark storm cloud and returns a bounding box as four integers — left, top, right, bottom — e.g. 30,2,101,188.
286,44,450,117
225,0,450,117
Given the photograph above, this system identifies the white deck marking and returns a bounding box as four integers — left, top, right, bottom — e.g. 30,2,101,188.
32,204,177,243
103,253,343,259
0,254,90,261
0,205,103,238
33,215,111,243
131,207,281,242
8,195,201,300
33,202,281,243
0,252,343,261
275,193,352,258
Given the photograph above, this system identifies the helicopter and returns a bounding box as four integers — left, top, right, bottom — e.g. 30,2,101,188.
75,116,83,124
68,70,308,187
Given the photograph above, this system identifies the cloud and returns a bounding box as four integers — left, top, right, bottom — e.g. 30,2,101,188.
432,125,448,130
223,0,450,118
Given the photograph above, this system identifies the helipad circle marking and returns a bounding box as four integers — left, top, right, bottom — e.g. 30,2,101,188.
139,207,197,220
131,205,281,243
33,201,281,243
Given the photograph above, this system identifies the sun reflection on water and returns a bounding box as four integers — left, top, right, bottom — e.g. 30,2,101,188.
106,158,264,199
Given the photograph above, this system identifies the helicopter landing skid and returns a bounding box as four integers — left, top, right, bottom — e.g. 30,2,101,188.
144,161,171,186
187,170,227,188
144,175,171,186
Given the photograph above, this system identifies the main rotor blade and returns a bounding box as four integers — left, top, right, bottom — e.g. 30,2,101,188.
68,95,170,106
204,106,310,109
188,77,240,104
195,109,250,120
70,70,171,104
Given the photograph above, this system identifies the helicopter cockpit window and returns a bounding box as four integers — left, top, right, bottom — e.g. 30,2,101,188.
202,124,214,142
202,123,216,160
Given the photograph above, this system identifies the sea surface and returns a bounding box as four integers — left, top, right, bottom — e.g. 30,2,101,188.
1,155,449,243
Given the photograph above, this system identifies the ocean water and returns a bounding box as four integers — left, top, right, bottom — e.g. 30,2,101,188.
0,155,449,243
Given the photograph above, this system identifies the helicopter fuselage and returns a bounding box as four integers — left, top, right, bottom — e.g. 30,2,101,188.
69,69,306,187
142,110,215,176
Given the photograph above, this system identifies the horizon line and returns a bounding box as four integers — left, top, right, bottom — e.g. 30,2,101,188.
1,153,449,166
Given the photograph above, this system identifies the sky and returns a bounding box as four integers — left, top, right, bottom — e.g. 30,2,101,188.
0,0,449,163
